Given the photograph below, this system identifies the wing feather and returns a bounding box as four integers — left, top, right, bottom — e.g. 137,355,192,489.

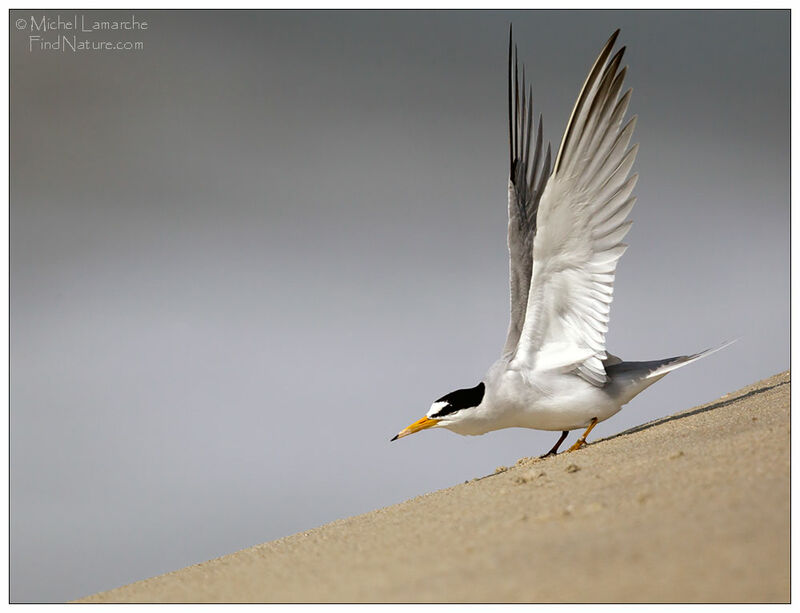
554,29,621,174
511,30,638,386
503,26,553,358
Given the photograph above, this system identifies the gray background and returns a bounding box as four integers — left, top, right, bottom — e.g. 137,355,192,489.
10,10,789,603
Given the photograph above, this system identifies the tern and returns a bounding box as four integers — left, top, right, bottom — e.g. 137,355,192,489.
391,28,730,456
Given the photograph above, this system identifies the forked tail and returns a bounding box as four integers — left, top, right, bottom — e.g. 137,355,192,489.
605,340,736,404
641,339,737,380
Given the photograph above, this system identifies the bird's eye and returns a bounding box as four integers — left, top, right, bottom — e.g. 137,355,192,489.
430,403,452,419
428,400,450,418
430,382,485,418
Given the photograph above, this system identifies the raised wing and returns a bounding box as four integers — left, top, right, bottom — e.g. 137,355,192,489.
502,27,552,359
511,29,638,385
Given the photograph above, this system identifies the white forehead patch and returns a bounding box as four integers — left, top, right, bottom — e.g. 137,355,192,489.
427,401,448,418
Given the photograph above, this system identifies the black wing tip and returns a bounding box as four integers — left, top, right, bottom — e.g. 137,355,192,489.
599,29,622,62
508,25,514,171
553,28,626,174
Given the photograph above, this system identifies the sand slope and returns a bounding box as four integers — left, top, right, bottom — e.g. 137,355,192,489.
79,371,790,603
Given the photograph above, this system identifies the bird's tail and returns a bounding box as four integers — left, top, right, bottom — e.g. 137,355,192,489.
605,340,736,405
641,339,737,380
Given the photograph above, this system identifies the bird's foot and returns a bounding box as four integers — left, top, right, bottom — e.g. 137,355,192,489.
567,417,598,452
540,430,569,458
567,438,587,452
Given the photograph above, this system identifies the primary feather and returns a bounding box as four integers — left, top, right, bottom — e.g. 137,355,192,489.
503,26,552,359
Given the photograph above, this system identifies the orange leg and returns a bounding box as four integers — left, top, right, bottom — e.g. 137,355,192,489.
567,417,598,452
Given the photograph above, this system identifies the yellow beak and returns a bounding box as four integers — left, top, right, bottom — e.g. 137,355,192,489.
391,416,440,441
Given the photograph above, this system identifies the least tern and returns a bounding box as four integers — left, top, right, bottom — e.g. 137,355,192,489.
391,28,731,455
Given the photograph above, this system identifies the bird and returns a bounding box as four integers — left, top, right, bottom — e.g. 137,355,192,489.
390,27,731,456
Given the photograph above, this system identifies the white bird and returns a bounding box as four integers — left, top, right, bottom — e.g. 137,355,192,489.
391,28,731,456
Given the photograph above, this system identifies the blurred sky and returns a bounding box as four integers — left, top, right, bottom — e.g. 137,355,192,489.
10,9,788,603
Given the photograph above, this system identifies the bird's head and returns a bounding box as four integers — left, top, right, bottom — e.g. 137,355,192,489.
391,382,486,441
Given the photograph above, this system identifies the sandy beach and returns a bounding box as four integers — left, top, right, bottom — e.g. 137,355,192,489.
78,371,789,603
